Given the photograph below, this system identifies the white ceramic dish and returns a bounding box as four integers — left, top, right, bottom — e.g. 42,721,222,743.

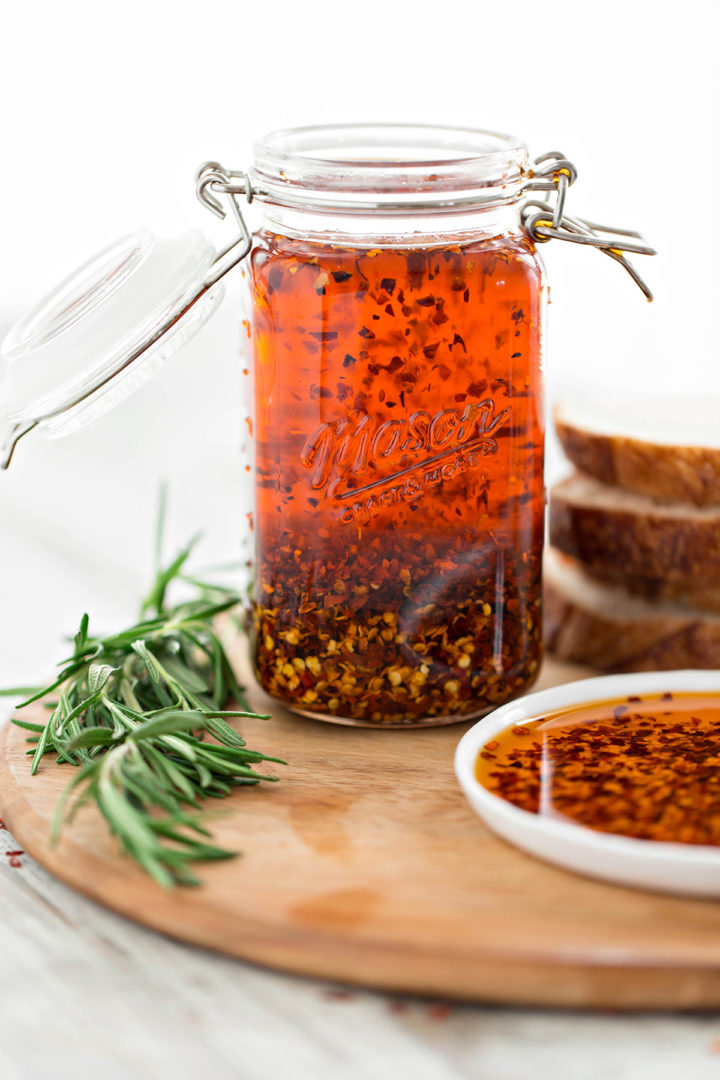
454,670,720,898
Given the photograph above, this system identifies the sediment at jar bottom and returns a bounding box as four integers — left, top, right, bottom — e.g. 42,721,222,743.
251,536,542,726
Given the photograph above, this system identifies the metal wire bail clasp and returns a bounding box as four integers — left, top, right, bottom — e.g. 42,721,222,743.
195,163,255,287
521,152,657,301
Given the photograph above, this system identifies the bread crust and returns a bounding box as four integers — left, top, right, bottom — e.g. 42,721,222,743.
556,418,720,507
583,568,720,615
549,475,720,582
544,553,720,672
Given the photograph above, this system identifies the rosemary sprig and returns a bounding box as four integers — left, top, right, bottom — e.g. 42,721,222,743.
5,533,282,888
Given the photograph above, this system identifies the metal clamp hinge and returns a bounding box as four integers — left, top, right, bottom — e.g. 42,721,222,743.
195,163,254,287
522,152,657,300
195,155,657,301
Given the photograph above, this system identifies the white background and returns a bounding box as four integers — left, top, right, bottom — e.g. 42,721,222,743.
1,0,718,683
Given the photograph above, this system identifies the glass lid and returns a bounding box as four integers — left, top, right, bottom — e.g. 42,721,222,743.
0,229,223,467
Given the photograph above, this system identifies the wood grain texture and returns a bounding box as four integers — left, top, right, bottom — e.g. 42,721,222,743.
3,658,720,1011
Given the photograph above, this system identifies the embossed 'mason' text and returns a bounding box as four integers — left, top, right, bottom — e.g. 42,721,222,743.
300,398,511,499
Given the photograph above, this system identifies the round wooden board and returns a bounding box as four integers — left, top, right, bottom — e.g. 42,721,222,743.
3,658,720,1010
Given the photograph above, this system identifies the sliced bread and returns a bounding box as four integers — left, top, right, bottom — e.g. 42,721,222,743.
549,472,720,583
555,396,720,506
544,547,720,672
578,570,720,615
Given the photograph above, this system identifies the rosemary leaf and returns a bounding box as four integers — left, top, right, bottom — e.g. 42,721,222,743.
8,520,282,887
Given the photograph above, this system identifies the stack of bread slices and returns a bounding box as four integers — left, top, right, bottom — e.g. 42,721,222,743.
545,396,720,671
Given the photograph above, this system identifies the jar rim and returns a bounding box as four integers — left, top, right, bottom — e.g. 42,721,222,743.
251,123,529,212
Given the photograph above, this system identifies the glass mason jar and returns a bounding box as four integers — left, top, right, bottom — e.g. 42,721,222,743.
0,123,654,729
245,125,545,727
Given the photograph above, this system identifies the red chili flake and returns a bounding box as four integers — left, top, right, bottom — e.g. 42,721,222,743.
466,379,488,396
406,251,426,283
384,356,404,373
387,999,408,1015
476,693,720,845
323,988,355,1001
0,818,5,830
427,1003,453,1021
309,331,339,342
267,267,284,292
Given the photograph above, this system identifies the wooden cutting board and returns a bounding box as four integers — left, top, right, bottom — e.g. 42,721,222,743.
2,657,720,1011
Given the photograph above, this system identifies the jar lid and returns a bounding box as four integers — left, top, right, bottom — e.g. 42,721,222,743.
0,229,224,466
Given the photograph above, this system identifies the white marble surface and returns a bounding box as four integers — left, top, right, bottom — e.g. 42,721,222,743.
1,308,720,1079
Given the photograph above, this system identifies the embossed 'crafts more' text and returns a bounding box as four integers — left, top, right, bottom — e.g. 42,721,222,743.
300,398,511,499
